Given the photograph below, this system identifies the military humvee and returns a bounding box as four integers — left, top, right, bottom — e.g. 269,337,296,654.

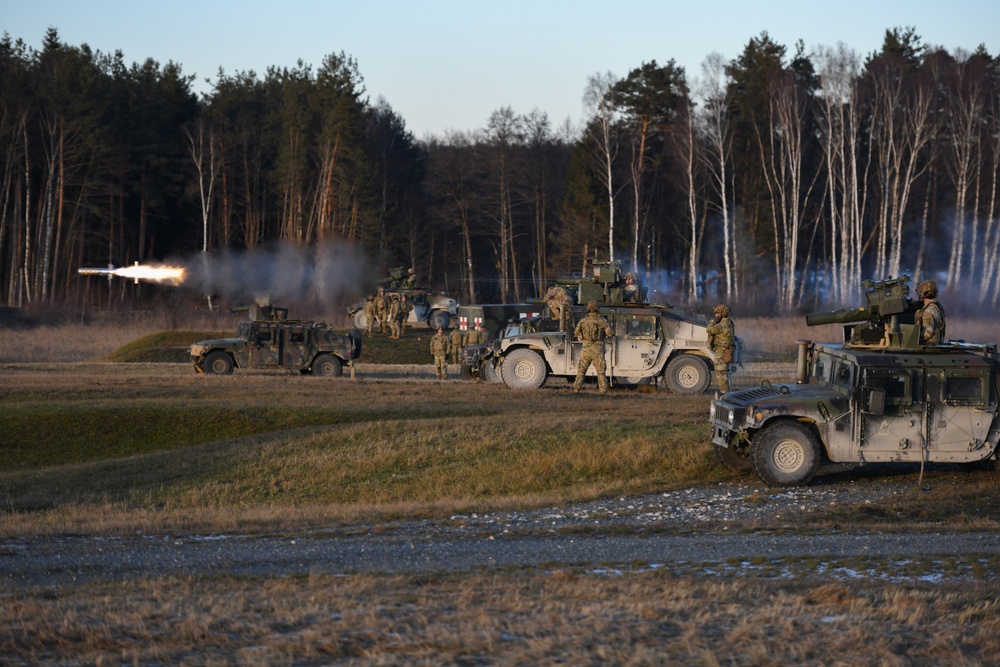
709,276,1000,486
347,267,458,331
466,261,741,392
191,305,361,376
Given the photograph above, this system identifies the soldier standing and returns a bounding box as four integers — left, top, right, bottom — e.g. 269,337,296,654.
362,295,376,338
430,327,451,380
573,301,613,395
388,294,402,338
398,295,413,336
476,322,490,344
706,304,735,393
915,280,946,344
404,267,417,288
465,322,486,346
623,272,643,303
450,326,465,365
374,289,389,334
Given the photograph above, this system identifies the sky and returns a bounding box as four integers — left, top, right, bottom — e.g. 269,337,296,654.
4,0,999,140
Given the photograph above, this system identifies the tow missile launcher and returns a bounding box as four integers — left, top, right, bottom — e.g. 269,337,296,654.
805,275,920,348
710,275,1000,487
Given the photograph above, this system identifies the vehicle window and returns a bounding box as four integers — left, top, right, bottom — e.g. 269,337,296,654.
237,322,251,339
290,330,306,343
833,361,854,388
865,369,910,404
624,316,657,340
812,357,828,383
257,329,272,343
943,373,988,406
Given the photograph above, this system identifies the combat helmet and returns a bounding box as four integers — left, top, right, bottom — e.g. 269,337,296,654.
714,304,731,318
588,300,599,313
917,280,938,299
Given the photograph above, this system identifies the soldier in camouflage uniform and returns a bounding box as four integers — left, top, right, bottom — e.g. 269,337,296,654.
465,322,486,346
388,294,402,338
915,280,946,344
543,285,572,324
573,301,613,394
404,268,417,288
430,327,451,380
398,294,413,336
374,289,389,334
450,326,465,364
363,295,376,338
706,304,735,393
623,272,643,303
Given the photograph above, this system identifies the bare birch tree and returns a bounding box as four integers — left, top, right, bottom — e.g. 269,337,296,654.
583,72,620,264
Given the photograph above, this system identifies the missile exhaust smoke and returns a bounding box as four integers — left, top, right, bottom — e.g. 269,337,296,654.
179,241,371,309
79,242,371,310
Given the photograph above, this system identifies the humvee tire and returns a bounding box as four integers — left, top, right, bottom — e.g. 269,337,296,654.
751,422,821,487
501,348,548,389
664,354,711,394
205,350,235,375
714,444,752,474
428,309,451,330
312,354,343,377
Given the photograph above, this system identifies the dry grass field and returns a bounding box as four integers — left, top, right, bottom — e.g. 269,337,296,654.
2,314,1000,665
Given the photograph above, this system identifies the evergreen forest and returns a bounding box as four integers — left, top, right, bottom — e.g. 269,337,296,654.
2,26,999,314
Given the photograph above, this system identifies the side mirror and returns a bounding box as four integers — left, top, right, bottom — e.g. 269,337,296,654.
863,387,885,415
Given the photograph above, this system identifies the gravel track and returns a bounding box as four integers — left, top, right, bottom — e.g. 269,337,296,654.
4,478,998,588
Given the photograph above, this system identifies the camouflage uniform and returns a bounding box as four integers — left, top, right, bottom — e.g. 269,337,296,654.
706,304,735,393
398,296,413,336
404,268,417,288
362,296,376,338
374,290,389,334
573,302,613,394
465,324,485,346
623,272,643,303
543,285,572,322
450,327,465,364
916,280,946,344
430,329,451,379
388,296,402,338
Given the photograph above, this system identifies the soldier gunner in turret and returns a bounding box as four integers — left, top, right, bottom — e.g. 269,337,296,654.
915,280,946,344
573,301,613,395
623,271,643,303
707,304,735,393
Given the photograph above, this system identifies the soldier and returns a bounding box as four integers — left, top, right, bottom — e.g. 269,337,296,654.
623,271,643,303
915,280,946,344
450,326,465,365
466,321,487,346
573,301,613,394
374,289,389,334
404,267,417,288
362,295,376,338
430,327,451,380
388,294,402,338
706,304,735,393
398,294,413,336
543,285,572,323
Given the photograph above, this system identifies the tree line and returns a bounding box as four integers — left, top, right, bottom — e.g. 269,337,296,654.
1,26,998,313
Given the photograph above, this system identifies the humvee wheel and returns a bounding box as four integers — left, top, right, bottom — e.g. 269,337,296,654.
664,354,711,394
482,360,502,384
428,309,451,330
714,444,752,474
312,354,343,377
751,422,821,487
352,311,368,330
205,351,234,375
501,349,548,389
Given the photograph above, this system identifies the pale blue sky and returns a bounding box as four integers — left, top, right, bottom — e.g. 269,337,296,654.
4,0,998,139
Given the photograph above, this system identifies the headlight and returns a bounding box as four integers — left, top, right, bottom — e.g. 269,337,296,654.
727,408,735,426
710,402,717,420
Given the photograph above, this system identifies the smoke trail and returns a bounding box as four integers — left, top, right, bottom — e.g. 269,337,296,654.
179,241,372,308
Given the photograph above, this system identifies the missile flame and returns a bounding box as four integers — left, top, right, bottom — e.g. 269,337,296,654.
78,262,186,285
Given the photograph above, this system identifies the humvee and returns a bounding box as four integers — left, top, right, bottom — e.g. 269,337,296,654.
347,268,458,331
709,276,1000,486
466,261,741,392
191,305,361,376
